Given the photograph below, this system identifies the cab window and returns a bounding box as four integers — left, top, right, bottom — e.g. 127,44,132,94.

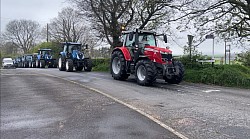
125,34,134,47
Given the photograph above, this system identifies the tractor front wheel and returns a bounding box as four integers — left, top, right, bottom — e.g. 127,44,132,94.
58,57,66,71
135,59,157,86
76,66,83,71
84,59,92,72
164,61,184,84
111,51,129,80
66,59,73,72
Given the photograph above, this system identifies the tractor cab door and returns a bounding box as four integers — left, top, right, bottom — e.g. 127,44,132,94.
125,32,145,61
124,33,136,60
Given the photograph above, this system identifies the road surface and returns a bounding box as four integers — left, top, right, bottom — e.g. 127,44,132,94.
1,68,250,139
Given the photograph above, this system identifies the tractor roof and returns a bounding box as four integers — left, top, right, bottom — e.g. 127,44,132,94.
23,54,33,56
62,42,82,45
38,48,52,51
122,29,156,34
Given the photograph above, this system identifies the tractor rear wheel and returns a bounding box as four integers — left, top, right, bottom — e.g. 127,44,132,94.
29,62,32,68
32,62,36,68
58,57,66,71
66,59,73,72
164,61,184,84
36,60,40,68
135,59,157,86
111,51,129,80
40,60,45,68
84,59,92,72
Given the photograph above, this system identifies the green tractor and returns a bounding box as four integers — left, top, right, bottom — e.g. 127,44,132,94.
58,42,92,72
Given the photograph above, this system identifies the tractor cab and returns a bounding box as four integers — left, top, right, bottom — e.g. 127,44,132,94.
120,29,172,64
62,42,82,54
58,42,92,72
36,49,57,68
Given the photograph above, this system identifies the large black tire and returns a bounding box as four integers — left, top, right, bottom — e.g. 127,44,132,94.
53,60,58,68
76,66,83,71
25,62,29,68
58,57,66,71
40,60,45,68
29,62,32,68
135,59,157,86
111,51,129,80
84,59,92,72
66,59,73,72
36,60,40,68
164,61,184,84
32,62,36,68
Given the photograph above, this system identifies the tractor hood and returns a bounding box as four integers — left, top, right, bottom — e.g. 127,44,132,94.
144,46,172,54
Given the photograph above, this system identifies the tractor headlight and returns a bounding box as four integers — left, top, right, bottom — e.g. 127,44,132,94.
77,53,84,59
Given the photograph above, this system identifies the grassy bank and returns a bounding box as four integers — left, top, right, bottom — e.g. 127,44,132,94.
184,65,250,88
92,58,110,72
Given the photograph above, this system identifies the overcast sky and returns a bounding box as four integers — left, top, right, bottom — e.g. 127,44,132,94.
0,0,245,56
1,0,68,32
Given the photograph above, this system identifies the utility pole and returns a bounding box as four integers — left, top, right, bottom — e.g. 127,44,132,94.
63,19,66,42
225,40,226,64
46,23,49,42
224,40,231,65
188,35,194,62
205,34,215,67
229,44,231,65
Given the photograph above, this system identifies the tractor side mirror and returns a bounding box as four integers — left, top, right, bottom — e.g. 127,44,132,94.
164,34,167,43
129,32,134,41
85,44,88,49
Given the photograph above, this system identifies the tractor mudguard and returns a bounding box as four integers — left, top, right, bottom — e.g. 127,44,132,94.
112,47,132,61
60,52,66,57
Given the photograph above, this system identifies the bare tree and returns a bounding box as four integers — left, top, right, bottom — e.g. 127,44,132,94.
3,19,40,53
48,7,88,42
133,0,176,30
70,0,190,49
70,0,134,48
173,0,250,41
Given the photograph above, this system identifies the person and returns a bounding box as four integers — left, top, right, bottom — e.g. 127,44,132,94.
139,35,148,48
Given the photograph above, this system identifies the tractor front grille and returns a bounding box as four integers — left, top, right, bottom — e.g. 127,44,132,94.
161,54,172,62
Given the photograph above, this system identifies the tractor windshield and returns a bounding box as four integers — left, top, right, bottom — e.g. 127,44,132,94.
41,51,51,55
26,55,32,60
138,34,156,47
68,45,81,53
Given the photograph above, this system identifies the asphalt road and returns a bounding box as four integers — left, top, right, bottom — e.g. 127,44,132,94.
0,69,180,139
1,68,250,139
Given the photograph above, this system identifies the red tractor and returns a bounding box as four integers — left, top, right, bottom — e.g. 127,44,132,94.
110,29,184,86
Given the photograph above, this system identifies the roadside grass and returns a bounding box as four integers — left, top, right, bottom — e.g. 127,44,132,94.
91,58,250,89
92,58,110,72
184,65,250,89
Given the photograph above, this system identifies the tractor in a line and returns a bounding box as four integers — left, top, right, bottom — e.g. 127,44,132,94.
58,42,92,72
21,54,33,68
36,49,57,68
110,29,184,86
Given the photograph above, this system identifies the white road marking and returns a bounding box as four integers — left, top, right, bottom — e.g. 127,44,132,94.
202,90,221,93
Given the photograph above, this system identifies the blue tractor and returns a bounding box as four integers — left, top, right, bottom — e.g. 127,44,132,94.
36,49,57,68
58,42,92,72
